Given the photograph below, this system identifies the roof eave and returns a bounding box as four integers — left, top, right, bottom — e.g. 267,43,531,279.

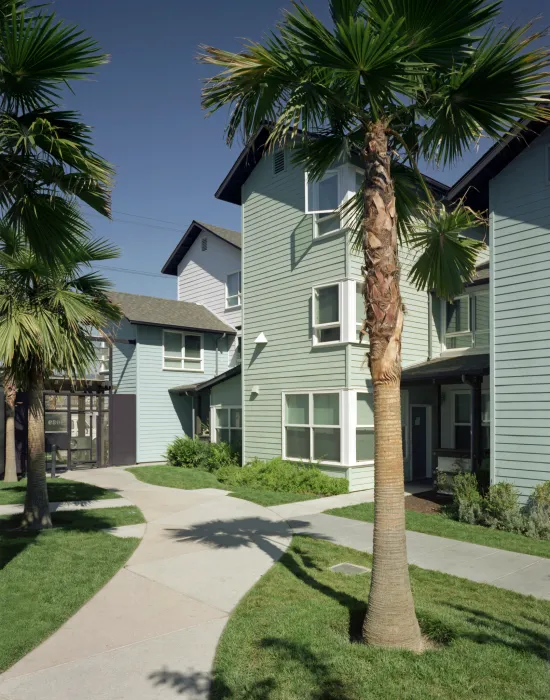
126,319,236,335
161,221,241,276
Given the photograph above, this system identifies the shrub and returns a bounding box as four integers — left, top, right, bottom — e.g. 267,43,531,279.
481,482,522,531
529,481,550,511
165,437,238,472
451,472,482,525
217,458,348,496
524,481,550,540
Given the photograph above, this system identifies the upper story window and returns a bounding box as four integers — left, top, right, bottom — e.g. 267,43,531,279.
445,290,489,351
313,283,341,344
95,340,110,375
306,169,343,238
226,271,242,309
356,282,365,342
163,330,203,372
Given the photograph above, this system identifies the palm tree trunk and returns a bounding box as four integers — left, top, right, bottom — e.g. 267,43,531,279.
361,120,422,652
22,375,51,529
3,377,18,482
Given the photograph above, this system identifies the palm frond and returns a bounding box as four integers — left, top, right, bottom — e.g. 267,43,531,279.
407,200,487,299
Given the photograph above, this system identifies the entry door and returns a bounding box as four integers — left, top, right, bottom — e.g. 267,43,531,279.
411,406,429,480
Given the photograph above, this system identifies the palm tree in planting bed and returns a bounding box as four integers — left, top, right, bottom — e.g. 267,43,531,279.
0,225,122,529
198,0,549,650
0,0,114,482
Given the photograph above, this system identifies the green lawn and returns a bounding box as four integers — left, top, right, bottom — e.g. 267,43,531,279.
0,512,141,672
212,536,550,700
127,465,317,507
0,506,144,532
326,503,550,559
0,477,120,505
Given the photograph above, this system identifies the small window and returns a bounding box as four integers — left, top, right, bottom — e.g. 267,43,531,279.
95,341,109,375
273,150,286,175
201,237,208,251
284,392,340,463
226,271,242,308
454,393,471,450
356,393,374,462
163,330,203,371
306,170,342,238
215,407,242,458
446,295,472,349
313,284,340,344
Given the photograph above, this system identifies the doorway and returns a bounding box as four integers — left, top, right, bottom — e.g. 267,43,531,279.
410,405,432,480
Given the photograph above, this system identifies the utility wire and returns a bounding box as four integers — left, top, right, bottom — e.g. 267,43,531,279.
94,264,172,279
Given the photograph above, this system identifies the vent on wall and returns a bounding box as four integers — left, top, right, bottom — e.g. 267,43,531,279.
273,150,286,175
201,236,208,251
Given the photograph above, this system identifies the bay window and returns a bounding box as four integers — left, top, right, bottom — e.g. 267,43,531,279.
356,393,374,462
284,392,341,463
163,330,203,371
313,284,341,344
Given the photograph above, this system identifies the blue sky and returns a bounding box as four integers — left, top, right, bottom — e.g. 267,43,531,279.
53,0,547,298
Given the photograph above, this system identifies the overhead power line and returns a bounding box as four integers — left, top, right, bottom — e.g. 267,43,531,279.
95,264,172,280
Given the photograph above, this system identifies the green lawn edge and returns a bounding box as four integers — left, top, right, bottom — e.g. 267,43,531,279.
127,465,321,507
326,502,550,559
0,477,120,505
211,536,550,700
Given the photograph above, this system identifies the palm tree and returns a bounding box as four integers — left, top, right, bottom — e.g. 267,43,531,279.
0,225,122,529
2,373,17,481
0,0,114,263
198,0,550,650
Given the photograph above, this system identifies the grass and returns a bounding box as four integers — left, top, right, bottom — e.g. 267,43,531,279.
0,506,144,532
0,477,119,505
0,508,141,672
127,465,317,507
326,502,550,559
212,536,550,700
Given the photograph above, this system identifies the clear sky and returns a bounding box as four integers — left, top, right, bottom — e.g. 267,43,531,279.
52,0,548,298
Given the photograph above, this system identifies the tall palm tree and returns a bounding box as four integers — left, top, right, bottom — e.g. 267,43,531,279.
0,224,122,529
0,0,114,263
2,372,17,481
199,0,550,650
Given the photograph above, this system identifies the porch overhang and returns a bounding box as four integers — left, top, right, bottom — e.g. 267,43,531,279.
401,353,489,386
169,365,241,396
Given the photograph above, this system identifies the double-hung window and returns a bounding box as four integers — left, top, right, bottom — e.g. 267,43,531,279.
453,393,471,450
163,330,203,371
356,393,375,462
95,341,109,375
215,407,242,456
445,291,489,350
284,392,341,463
226,271,241,308
306,169,342,237
313,284,340,344
356,282,365,342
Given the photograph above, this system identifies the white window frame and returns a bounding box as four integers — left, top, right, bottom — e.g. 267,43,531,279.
162,329,204,372
451,390,471,450
355,280,365,343
305,167,347,239
445,294,471,347
210,405,242,449
355,392,375,465
312,282,342,345
95,340,109,375
442,290,490,353
282,390,342,465
225,270,242,310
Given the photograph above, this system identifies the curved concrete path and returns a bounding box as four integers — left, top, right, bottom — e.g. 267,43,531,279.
0,467,292,700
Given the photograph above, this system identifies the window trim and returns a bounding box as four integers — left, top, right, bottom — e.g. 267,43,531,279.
442,289,490,354
355,281,365,344
162,329,204,372
282,390,342,465
356,391,375,465
225,270,242,310
445,294,471,340
312,282,342,346
451,390,471,450
210,405,242,449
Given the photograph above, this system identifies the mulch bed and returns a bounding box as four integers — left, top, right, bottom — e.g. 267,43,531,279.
405,490,453,515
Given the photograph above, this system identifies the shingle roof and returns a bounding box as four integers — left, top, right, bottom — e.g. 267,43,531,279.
110,292,236,334
401,353,489,385
161,220,241,276
169,365,241,395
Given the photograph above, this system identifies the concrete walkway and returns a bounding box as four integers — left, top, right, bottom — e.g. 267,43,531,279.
290,513,550,600
0,467,292,700
0,497,134,517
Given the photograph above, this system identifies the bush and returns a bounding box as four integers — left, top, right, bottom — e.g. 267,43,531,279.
451,472,482,525
217,458,348,496
524,481,550,540
165,437,238,472
481,482,522,531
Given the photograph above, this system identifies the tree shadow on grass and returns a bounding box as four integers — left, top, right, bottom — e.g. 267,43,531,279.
149,667,276,699
443,602,550,660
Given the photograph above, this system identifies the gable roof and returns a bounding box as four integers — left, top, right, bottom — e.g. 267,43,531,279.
446,119,549,211
161,220,241,276
110,291,236,334
215,125,449,205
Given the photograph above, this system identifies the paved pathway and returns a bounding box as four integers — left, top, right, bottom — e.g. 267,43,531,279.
290,513,550,600
0,467,292,700
0,497,134,517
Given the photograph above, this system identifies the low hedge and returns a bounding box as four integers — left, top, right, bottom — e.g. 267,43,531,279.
217,458,348,497
165,437,238,472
